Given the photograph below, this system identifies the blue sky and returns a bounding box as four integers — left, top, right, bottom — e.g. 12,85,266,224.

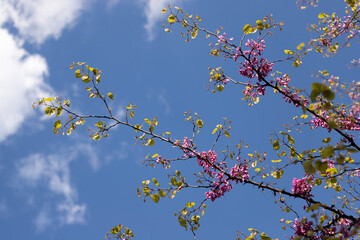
0,0,358,239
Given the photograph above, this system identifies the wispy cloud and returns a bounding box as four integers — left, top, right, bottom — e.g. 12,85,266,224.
15,144,95,231
0,199,8,217
34,208,52,232
106,0,122,10
141,0,183,41
157,90,171,114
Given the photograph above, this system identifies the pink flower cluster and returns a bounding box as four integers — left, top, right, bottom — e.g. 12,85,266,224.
319,14,357,48
155,155,169,166
180,137,196,157
276,74,290,87
328,15,356,38
205,172,233,201
310,106,360,132
293,218,318,239
229,162,249,183
243,82,265,99
197,150,218,175
217,32,233,43
196,150,249,201
239,57,274,80
292,217,356,239
238,39,274,81
292,176,313,199
243,39,266,56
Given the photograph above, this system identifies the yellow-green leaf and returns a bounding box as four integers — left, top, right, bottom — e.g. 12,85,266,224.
151,193,160,203
224,130,230,138
168,15,176,23
243,24,250,33
75,69,82,78
147,138,155,146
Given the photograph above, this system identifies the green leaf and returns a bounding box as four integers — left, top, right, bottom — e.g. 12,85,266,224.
45,107,53,116
107,93,114,100
310,90,320,102
152,178,160,186
318,13,328,19
284,49,294,55
54,120,62,129
190,215,200,223
92,68,98,75
273,140,280,150
185,202,195,208
142,180,150,185
92,133,101,140
196,119,203,128
314,160,328,173
216,85,224,92
311,82,327,92
212,128,218,134
174,6,183,13
178,217,188,229
96,75,101,83
328,121,338,129
159,190,166,198
243,24,250,34
326,177,337,188
75,69,82,78
56,107,63,117
336,155,345,164
168,15,176,23
297,43,305,50
181,209,189,215
81,75,91,83
260,232,271,240
110,226,120,234
256,20,264,30
170,176,177,186
151,193,160,203
347,147,359,153
320,145,334,158
147,138,155,146
322,89,335,101
271,170,284,179
303,161,316,175
191,30,198,39
287,134,295,145
224,130,230,138
292,58,302,67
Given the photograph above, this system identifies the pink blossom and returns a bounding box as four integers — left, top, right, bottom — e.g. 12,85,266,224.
292,176,313,199
181,137,195,157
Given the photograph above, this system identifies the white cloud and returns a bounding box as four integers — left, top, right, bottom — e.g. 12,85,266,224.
0,28,52,143
157,90,171,114
34,208,52,232
0,199,8,217
0,0,90,143
0,0,88,45
106,0,122,10
17,152,78,201
15,144,97,230
58,201,86,225
141,0,182,41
